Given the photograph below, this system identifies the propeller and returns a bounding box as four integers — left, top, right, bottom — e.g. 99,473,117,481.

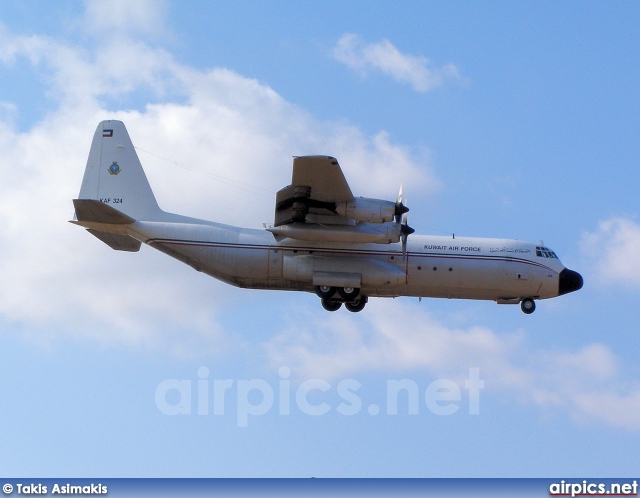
394,184,409,224
394,184,414,258
400,204,415,258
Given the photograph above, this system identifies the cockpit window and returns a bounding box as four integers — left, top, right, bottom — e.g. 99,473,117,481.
536,246,558,258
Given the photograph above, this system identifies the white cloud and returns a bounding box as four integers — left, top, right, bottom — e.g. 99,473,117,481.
0,14,437,353
81,0,170,39
582,217,640,287
572,391,640,432
1,5,636,436
264,299,640,431
0,101,17,124
333,33,462,93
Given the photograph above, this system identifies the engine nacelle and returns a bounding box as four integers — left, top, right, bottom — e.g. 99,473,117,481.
267,221,402,244
335,197,396,223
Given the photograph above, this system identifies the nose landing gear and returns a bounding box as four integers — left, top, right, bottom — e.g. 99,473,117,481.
520,298,536,314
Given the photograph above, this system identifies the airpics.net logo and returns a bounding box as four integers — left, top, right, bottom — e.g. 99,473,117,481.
549,480,638,497
155,367,485,427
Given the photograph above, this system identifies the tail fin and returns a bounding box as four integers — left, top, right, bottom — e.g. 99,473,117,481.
77,120,162,221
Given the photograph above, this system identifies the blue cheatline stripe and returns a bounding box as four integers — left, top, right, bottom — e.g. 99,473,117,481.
146,238,555,272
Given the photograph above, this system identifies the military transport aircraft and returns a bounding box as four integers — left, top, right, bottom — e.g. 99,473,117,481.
71,121,583,313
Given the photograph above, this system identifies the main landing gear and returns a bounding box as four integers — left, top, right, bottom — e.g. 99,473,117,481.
316,286,367,313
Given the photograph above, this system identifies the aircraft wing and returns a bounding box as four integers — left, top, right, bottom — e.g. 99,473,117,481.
271,156,404,244
274,156,354,227
291,156,354,204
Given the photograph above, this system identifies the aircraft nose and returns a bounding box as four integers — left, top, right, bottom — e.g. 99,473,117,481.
558,268,584,295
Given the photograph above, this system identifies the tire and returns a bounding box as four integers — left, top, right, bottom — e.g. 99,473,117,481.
315,285,336,299
321,298,342,312
338,287,360,300
345,296,367,313
520,298,536,314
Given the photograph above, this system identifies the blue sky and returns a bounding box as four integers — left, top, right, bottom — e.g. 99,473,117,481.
0,0,639,478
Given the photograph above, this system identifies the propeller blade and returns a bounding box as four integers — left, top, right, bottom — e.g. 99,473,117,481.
400,224,415,236
399,204,413,259
394,183,409,223
395,203,409,216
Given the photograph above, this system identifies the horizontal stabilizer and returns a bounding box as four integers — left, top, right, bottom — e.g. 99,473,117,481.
73,199,136,225
87,229,141,252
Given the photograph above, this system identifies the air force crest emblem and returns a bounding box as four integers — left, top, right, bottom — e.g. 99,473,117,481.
108,162,121,175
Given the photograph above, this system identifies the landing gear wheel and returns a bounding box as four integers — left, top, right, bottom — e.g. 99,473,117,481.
345,296,368,313
315,285,337,299
338,287,360,300
521,298,536,314
321,298,342,312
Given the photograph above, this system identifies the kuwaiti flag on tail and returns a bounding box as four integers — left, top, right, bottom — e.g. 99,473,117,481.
102,129,113,138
